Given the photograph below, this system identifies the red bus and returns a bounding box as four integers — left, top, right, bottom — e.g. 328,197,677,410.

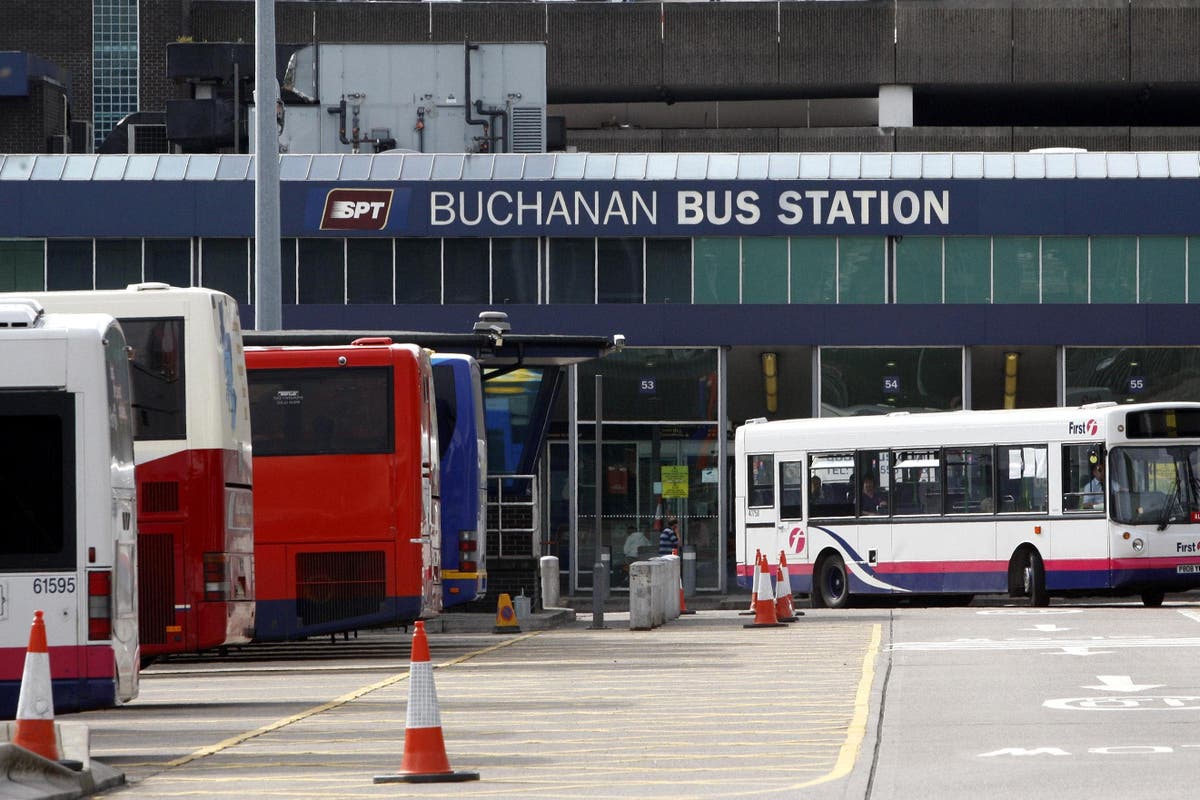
246,338,441,640
0,285,256,661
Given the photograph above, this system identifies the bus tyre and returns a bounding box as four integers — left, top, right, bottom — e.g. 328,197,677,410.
1021,550,1049,607
817,554,851,609
1141,590,1165,607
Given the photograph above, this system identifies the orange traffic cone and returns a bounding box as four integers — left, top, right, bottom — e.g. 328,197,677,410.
744,556,787,628
13,610,59,761
493,592,521,634
674,550,696,615
774,556,800,623
374,621,479,784
738,549,763,615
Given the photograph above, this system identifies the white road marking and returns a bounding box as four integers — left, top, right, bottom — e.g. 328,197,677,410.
1084,675,1164,692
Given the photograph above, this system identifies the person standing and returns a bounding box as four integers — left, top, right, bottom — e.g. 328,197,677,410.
658,515,680,555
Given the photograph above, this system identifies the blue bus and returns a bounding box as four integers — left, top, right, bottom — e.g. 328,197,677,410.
431,354,488,607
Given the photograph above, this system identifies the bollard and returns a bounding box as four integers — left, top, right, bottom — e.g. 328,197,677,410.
539,556,560,609
629,562,653,630
681,544,697,598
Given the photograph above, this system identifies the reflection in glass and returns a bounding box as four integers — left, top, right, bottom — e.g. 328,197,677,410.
820,347,962,416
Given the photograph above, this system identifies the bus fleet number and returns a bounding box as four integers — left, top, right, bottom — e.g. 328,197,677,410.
33,577,76,594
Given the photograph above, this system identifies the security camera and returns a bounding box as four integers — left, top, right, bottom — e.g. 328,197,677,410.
613,333,626,350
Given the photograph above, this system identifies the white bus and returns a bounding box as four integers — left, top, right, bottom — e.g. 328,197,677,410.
0,300,139,717
735,402,1200,608
0,285,255,659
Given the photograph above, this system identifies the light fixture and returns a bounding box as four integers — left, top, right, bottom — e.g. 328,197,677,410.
761,352,778,414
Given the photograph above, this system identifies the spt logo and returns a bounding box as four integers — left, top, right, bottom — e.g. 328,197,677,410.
320,188,394,230
1068,418,1099,436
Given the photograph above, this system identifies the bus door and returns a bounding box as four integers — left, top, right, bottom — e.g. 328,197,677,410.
743,453,780,577
777,457,809,565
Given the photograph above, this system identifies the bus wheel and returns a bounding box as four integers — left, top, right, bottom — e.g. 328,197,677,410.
1141,590,1165,607
1021,550,1049,607
817,554,851,609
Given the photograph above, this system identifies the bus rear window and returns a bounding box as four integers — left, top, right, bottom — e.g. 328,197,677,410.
0,392,75,569
120,317,186,440
249,367,393,456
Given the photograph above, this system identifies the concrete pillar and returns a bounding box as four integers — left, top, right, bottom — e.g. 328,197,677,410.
879,85,914,128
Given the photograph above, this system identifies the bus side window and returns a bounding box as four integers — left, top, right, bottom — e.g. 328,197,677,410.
748,454,775,508
1062,443,1101,512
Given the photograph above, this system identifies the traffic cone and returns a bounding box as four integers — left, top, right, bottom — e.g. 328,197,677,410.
12,610,59,761
493,592,521,634
774,555,800,622
738,549,763,615
744,556,787,628
374,621,479,784
674,550,696,615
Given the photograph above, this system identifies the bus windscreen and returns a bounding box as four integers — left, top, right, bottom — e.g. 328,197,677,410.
249,367,394,456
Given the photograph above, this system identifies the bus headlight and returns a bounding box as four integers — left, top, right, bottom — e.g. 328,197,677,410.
1131,538,1145,552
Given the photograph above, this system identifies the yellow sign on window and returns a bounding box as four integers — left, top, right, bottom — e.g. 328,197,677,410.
661,466,689,498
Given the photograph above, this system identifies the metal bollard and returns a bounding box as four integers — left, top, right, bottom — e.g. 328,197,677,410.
682,544,697,598
539,556,560,609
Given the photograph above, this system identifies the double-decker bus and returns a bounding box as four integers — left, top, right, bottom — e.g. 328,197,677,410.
736,402,1200,608
0,285,255,659
0,300,139,717
247,338,441,640
431,354,488,608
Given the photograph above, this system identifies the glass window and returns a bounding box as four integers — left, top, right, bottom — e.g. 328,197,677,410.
144,239,191,287
95,239,142,289
549,238,595,303
0,240,44,290
1090,237,1137,303
945,447,994,514
820,347,962,415
347,239,393,304
856,450,891,516
200,238,249,305
1042,236,1088,303
1065,347,1200,405
895,237,942,303
1138,237,1186,304
444,238,490,304
47,240,93,290
278,238,297,305
0,391,75,569
838,237,886,303
747,454,774,508
395,239,441,303
945,237,991,303
693,238,739,303
1063,443,1104,513
645,238,691,303
492,238,539,303
790,237,837,304
996,445,1048,513
892,449,941,515
1190,237,1200,303
597,238,643,303
119,318,187,440
298,239,344,304
248,367,394,456
741,238,788,304
993,237,1040,303
779,460,805,519
577,347,718,422
809,451,854,517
